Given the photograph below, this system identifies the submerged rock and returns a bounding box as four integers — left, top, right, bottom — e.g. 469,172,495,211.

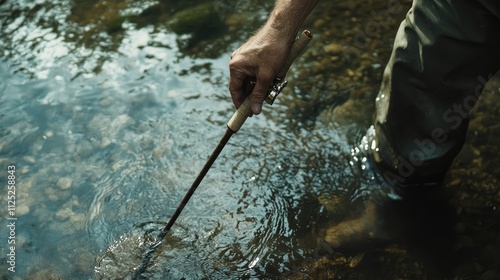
16,203,30,216
169,3,226,37
57,177,73,190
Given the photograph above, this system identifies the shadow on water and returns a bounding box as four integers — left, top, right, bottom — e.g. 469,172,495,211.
1,0,500,279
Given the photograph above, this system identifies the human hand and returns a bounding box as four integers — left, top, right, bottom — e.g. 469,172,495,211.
228,27,292,115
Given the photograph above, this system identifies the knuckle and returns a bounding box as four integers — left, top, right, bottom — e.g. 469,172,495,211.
257,68,276,84
252,90,266,98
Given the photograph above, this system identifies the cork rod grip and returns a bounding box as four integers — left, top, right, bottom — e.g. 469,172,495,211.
278,30,312,79
227,30,312,133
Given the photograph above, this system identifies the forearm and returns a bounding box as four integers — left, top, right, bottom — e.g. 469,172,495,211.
262,0,319,44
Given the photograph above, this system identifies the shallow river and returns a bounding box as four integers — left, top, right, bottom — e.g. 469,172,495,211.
1,0,500,279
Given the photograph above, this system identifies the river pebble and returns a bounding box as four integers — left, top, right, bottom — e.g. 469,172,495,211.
17,204,30,216
56,208,74,220
323,42,343,54
57,177,73,190
45,187,60,201
23,155,35,163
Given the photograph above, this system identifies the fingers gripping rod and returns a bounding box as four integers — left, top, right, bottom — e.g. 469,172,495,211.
132,30,312,279
227,30,312,133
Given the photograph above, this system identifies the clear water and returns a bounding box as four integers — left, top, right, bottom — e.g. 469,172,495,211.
1,0,499,279
0,0,365,278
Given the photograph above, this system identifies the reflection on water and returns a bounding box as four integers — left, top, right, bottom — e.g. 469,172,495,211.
2,0,331,278
1,0,499,279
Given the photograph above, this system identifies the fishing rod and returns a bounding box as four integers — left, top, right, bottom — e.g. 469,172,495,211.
132,30,312,279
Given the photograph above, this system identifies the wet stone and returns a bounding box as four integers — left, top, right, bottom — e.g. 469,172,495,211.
20,166,30,174
70,213,86,227
323,42,343,55
99,96,114,107
71,195,80,207
100,137,111,147
23,155,36,163
57,177,73,190
314,18,326,28
43,130,54,138
112,114,133,127
56,208,73,220
169,3,225,36
45,187,60,201
17,204,30,216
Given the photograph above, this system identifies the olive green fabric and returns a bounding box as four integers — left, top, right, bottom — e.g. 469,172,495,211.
374,0,500,187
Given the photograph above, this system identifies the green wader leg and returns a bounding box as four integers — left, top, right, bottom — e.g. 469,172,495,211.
373,0,500,190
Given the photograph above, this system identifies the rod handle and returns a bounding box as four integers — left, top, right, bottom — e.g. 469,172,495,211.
227,30,313,133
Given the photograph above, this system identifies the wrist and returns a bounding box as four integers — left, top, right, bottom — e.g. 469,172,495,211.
257,21,296,49
265,0,319,44
264,18,299,47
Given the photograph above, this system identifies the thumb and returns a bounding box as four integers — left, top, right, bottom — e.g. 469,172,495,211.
251,71,275,115
250,88,266,115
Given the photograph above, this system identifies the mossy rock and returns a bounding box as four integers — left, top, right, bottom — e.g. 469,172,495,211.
169,3,225,36
106,15,127,33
